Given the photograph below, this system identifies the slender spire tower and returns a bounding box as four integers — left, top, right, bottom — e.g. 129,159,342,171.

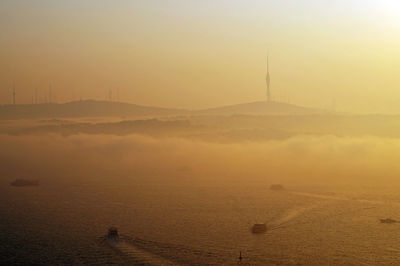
266,55,271,102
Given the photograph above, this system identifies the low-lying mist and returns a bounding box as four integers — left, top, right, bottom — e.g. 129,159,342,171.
2,132,400,186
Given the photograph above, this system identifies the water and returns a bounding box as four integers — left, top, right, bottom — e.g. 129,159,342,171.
1,178,400,265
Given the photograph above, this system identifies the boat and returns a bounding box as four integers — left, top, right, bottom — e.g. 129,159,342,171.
10,179,39,187
251,223,267,234
270,184,284,191
380,218,398,224
107,227,119,239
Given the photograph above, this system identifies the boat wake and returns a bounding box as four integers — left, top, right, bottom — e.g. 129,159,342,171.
386,247,400,253
105,236,178,265
101,234,222,265
102,235,178,265
290,191,392,206
290,191,348,201
266,195,377,232
265,203,322,232
272,204,320,227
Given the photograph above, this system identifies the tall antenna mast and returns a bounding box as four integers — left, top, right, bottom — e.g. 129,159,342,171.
13,82,16,105
266,54,271,102
49,83,52,103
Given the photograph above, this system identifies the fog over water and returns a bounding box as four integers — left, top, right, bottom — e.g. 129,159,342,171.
2,116,400,264
2,131,400,186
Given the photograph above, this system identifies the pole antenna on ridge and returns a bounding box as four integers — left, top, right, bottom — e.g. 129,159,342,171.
266,53,271,102
49,83,52,104
12,81,16,105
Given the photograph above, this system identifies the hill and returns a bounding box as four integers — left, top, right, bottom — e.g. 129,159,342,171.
0,100,187,119
0,100,324,120
197,101,322,116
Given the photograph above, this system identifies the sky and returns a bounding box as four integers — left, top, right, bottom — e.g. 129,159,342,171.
1,0,400,113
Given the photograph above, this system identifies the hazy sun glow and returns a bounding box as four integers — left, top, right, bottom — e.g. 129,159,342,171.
376,0,400,21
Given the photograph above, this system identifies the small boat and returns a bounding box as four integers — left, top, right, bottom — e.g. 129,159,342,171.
380,218,398,224
251,223,267,234
270,184,284,191
10,179,39,187
107,227,119,239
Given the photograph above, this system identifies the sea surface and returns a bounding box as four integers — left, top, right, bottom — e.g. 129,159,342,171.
1,178,400,265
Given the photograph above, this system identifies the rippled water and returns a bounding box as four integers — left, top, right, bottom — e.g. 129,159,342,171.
2,178,400,265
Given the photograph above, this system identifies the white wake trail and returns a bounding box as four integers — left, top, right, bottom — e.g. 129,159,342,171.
272,204,320,227
105,237,178,265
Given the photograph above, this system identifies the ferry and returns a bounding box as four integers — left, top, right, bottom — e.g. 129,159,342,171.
270,184,284,191
10,179,39,187
251,223,267,234
380,218,398,224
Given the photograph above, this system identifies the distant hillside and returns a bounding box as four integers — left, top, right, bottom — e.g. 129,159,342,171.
197,101,323,115
0,100,325,120
0,100,187,119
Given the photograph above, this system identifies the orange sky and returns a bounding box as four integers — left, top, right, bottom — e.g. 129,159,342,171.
1,0,400,113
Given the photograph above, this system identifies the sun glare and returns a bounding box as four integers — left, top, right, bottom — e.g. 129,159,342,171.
377,0,400,20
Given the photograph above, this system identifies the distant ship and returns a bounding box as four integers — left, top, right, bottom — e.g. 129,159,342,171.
380,218,398,224
270,184,284,191
107,227,119,239
251,223,267,234
10,179,39,187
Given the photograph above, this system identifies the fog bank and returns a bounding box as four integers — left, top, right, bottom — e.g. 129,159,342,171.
1,133,399,186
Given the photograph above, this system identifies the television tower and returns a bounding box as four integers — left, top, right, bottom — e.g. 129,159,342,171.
266,55,271,102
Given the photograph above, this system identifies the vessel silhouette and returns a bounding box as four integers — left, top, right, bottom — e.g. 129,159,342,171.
10,179,39,187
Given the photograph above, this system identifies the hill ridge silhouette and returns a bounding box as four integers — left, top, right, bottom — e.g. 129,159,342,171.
0,100,321,119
